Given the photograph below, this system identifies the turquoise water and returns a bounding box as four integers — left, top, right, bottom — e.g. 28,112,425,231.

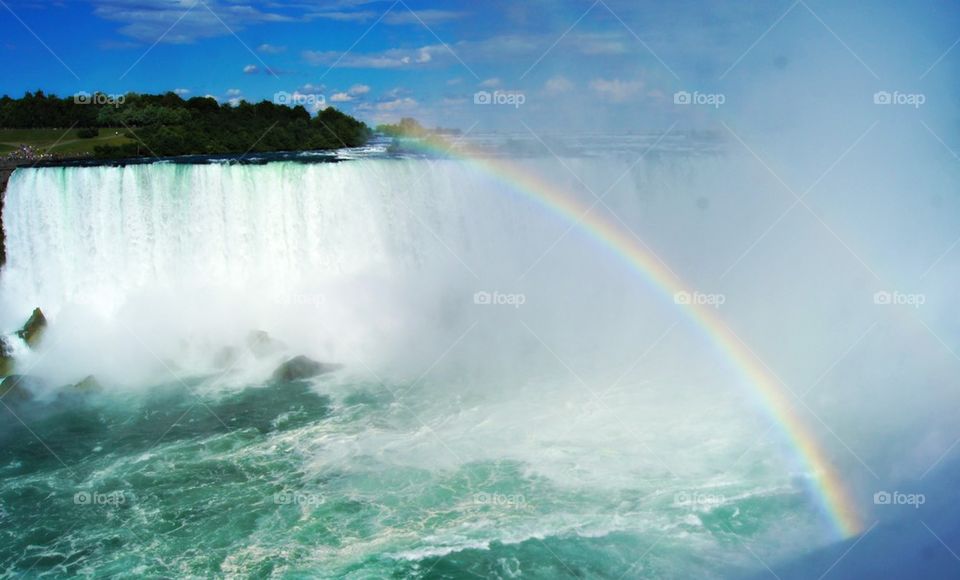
0,374,820,578
0,159,851,577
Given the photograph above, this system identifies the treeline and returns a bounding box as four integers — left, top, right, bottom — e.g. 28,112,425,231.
377,117,461,138
377,117,428,137
0,91,371,158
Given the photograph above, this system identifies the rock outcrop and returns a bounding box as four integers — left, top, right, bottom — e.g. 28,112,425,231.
0,336,14,377
0,375,40,403
73,375,102,393
16,308,46,348
0,308,48,378
247,330,285,359
271,355,341,382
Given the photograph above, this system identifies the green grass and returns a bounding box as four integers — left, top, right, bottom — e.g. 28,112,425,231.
0,128,136,157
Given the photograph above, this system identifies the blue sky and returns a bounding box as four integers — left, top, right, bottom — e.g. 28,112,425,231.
1,0,958,131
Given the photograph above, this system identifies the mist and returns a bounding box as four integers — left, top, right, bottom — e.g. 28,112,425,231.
1,0,958,576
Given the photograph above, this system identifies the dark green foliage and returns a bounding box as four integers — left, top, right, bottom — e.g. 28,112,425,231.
76,128,98,139
1,91,371,159
376,117,427,137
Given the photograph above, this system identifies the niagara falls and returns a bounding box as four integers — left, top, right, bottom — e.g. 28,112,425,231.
0,1,958,578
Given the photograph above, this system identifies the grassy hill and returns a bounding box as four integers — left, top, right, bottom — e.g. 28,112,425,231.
0,128,136,157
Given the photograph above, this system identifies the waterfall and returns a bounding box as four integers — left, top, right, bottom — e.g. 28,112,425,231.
0,153,947,489
2,160,532,313
0,158,666,385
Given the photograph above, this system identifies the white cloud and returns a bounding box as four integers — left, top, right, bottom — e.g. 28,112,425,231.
383,87,411,99
303,43,452,69
383,10,464,26
329,84,370,103
300,31,646,75
305,8,462,26
173,88,191,96
257,43,286,54
479,78,501,88
544,75,573,95
243,64,259,74
301,34,549,70
227,97,243,107
298,83,325,95
589,78,644,103
646,88,667,101
92,0,293,44
304,50,401,69
569,32,629,56
376,97,418,112
305,10,378,23
226,88,242,97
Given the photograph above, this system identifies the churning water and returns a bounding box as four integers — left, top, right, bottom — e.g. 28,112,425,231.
0,142,956,577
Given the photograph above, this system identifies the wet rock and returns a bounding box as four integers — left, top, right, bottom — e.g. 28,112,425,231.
73,375,102,393
0,375,41,403
16,308,46,348
271,355,341,382
247,330,285,359
0,336,14,377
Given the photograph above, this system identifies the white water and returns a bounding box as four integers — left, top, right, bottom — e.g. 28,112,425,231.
1,157,710,388
1,153,958,549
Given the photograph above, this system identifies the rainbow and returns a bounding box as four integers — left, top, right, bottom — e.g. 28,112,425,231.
402,138,864,538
